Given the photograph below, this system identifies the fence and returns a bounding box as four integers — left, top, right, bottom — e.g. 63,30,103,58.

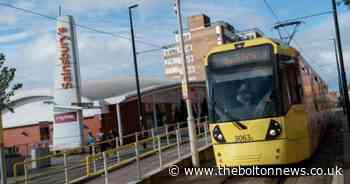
11,117,211,184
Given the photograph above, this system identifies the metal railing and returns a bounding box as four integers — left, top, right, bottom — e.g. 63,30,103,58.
11,117,211,184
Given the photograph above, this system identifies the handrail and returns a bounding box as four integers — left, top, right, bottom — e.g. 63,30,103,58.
12,116,209,184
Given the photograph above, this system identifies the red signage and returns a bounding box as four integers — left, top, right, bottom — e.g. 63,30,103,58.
55,112,77,124
58,27,73,89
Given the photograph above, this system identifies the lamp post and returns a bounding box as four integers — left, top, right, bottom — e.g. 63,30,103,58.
331,38,345,112
128,4,144,133
174,0,200,167
331,0,350,129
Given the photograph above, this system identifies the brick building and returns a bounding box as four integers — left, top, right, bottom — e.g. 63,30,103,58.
163,14,236,81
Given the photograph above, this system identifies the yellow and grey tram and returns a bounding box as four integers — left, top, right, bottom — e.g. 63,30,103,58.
205,37,331,166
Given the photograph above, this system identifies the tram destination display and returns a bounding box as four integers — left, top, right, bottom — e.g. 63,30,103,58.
208,44,272,70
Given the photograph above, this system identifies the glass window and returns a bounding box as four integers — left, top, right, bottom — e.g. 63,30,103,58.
209,64,277,122
280,59,302,113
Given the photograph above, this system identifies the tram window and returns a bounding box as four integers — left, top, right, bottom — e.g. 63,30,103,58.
297,75,304,100
281,68,291,112
280,60,302,113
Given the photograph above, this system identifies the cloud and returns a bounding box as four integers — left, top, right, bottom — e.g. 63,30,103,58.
1,0,347,92
0,8,17,25
77,31,133,80
48,0,167,15
0,31,32,43
183,0,272,31
291,11,350,90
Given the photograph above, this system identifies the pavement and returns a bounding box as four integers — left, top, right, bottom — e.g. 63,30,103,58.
84,137,210,184
9,130,209,184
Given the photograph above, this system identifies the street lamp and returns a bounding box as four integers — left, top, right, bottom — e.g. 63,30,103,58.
330,38,345,112
331,0,350,130
128,4,145,133
174,0,200,167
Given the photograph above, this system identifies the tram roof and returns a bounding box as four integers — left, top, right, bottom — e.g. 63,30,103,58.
204,37,328,88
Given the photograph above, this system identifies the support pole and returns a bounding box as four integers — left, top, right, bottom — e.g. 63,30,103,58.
165,124,169,145
174,0,200,167
151,128,156,150
157,136,162,169
24,161,28,184
92,145,97,172
103,152,109,184
135,142,141,180
152,95,158,129
63,151,69,184
128,4,144,134
115,137,120,163
116,103,124,145
332,0,350,130
176,129,181,160
204,122,209,144
332,38,345,113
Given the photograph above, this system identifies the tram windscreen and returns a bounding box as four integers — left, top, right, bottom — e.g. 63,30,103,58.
208,45,277,122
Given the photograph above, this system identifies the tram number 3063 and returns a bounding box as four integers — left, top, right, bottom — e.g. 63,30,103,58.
235,134,254,143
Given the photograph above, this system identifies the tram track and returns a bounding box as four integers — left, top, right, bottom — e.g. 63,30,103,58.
219,176,289,184
276,176,287,184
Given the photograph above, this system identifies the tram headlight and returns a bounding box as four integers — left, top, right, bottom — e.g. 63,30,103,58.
266,120,282,139
269,129,277,137
213,125,226,143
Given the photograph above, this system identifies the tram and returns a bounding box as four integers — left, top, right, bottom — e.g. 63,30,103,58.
205,37,331,166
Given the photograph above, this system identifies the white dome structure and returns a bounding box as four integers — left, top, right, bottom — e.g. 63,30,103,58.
3,77,172,128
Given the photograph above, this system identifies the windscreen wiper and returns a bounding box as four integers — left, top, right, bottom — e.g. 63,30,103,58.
212,97,247,130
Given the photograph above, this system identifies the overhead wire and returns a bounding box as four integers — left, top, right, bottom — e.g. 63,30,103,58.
0,2,165,49
279,11,333,24
263,0,332,70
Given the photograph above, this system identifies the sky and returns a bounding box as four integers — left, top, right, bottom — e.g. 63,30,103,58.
0,0,349,92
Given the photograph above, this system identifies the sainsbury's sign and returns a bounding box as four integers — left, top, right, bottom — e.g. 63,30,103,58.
57,27,73,89
53,15,83,150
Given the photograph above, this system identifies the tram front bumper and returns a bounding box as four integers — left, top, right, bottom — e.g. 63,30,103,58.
213,137,311,167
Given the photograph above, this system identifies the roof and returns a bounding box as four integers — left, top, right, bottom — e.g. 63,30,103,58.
105,80,205,104
81,76,170,100
2,76,183,128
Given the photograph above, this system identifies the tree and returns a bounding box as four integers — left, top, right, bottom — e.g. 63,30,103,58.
0,53,22,184
0,53,22,111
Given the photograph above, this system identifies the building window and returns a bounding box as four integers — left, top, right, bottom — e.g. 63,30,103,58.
189,76,197,81
166,66,181,74
175,32,191,42
185,45,192,53
187,65,196,73
40,127,50,141
164,47,178,57
186,55,194,63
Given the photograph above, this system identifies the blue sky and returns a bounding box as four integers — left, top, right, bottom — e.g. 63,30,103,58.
0,0,349,91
